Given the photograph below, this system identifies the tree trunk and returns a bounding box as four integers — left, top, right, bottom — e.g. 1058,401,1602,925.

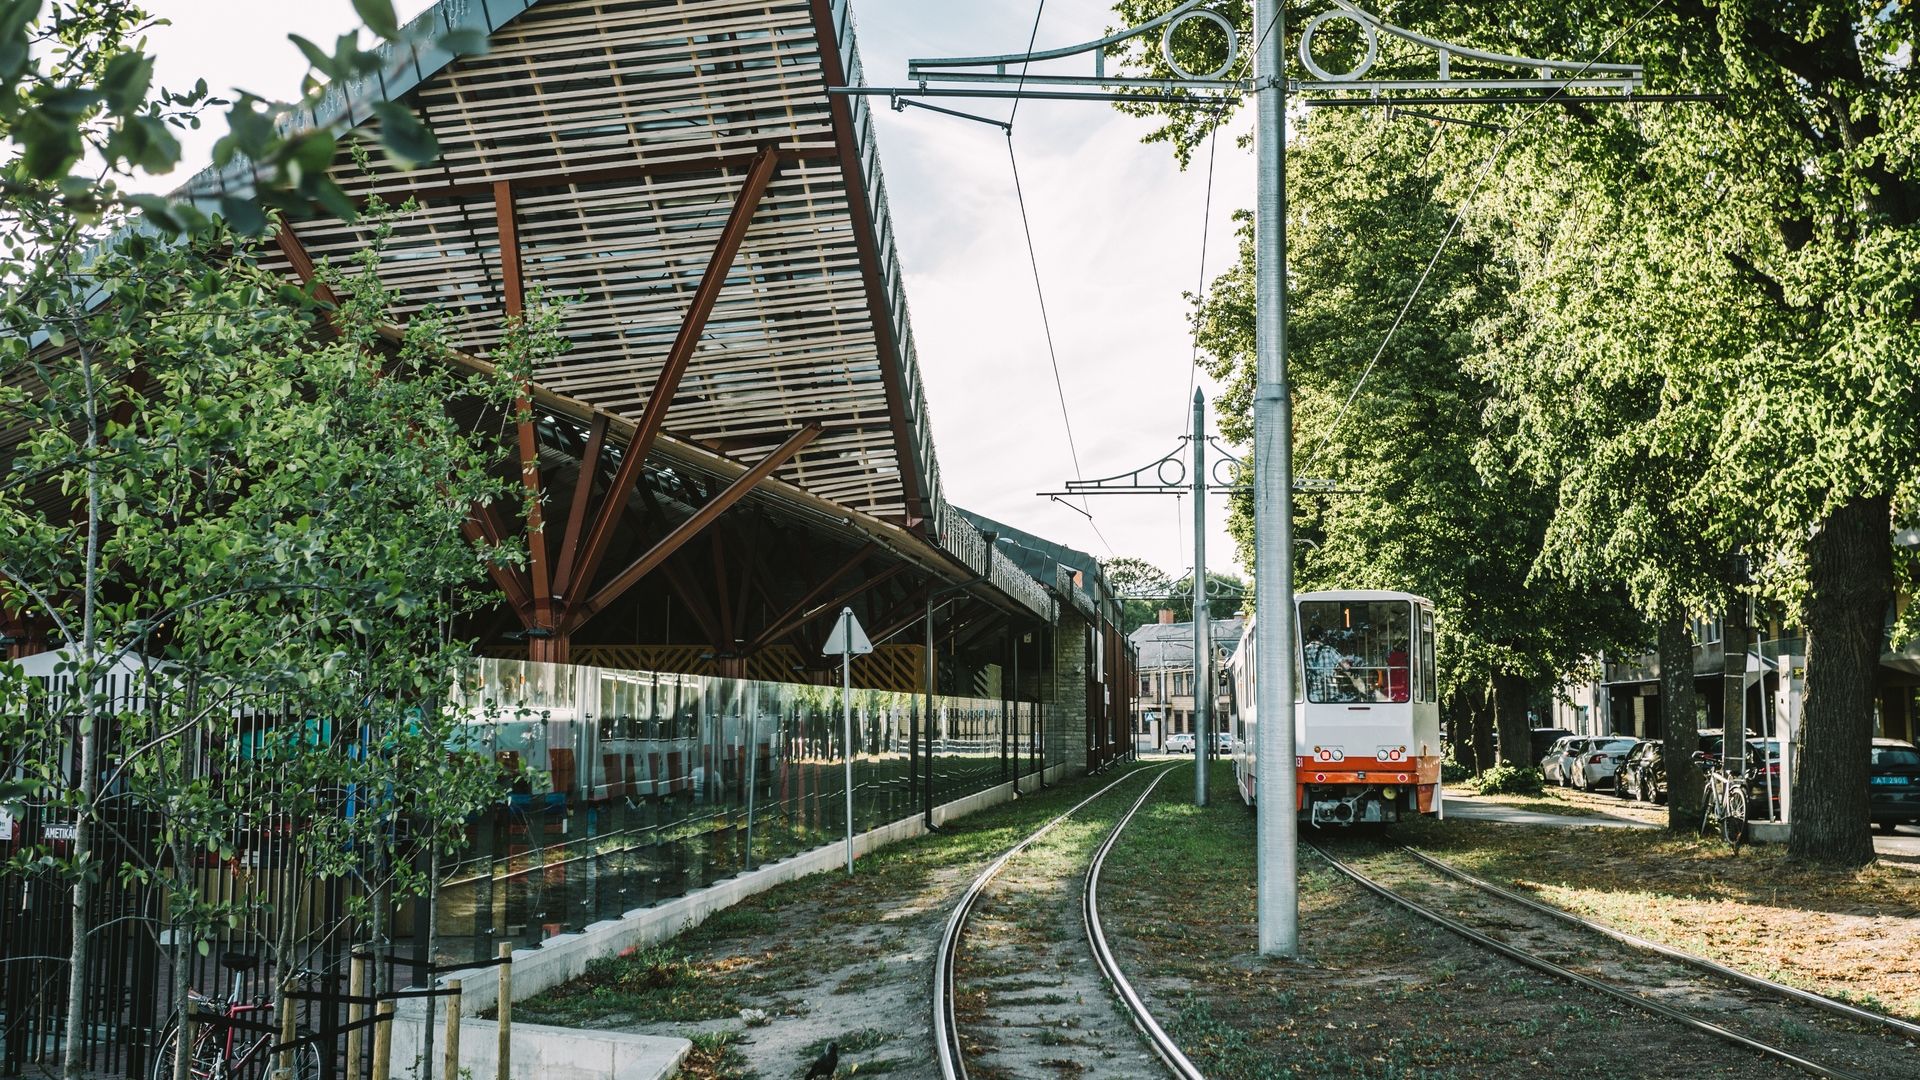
1659,613,1702,832
1789,495,1890,867
1491,673,1531,769
1722,596,1752,775
1466,676,1497,768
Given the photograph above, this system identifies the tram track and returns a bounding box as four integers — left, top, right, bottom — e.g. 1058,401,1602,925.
1308,839,1917,1080
932,762,1188,1080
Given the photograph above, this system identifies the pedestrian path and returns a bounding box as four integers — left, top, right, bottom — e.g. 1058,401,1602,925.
1443,795,1657,830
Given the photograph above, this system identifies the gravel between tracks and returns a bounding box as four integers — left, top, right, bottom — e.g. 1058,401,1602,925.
952,770,1163,1079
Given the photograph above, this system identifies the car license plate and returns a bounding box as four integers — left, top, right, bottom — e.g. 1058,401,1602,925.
1871,776,1907,786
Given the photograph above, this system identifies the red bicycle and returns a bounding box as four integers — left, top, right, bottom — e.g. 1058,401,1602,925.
151,953,322,1080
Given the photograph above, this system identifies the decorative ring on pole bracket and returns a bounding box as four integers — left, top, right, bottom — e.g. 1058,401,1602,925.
1298,9,1380,82
1160,8,1240,82
1155,455,1189,487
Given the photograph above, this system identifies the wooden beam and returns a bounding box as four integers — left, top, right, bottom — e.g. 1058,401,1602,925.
360,145,834,207
460,508,534,623
564,145,784,607
742,541,877,654
272,222,340,329
660,558,726,651
565,423,821,633
807,0,927,525
550,413,609,604
744,561,906,658
495,181,553,630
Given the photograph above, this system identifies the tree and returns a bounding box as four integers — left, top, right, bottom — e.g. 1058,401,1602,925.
1184,107,1640,771
0,3,520,1073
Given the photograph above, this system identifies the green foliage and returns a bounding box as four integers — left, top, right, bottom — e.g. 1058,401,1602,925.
1103,555,1245,632
0,0,483,235
1471,763,1544,797
1441,746,1474,784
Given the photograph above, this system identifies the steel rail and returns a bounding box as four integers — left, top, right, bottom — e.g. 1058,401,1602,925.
1083,767,1205,1080
932,765,1176,1080
1393,842,1920,1042
1304,842,1871,1080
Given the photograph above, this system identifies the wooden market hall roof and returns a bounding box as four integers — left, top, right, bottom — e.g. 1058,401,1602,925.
168,0,1059,638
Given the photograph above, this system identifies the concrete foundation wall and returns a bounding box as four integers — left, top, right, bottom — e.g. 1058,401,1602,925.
403,761,1077,1022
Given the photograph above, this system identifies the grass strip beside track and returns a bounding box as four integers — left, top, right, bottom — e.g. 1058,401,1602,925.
1393,815,1920,1022
1098,764,1812,1079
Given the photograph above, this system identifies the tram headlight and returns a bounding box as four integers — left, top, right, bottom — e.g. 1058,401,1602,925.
1381,786,1399,800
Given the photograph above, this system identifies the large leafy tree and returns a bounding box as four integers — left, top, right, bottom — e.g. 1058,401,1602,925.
1187,108,1640,769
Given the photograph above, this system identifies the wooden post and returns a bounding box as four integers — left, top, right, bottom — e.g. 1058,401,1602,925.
346,952,368,1080
276,990,297,1080
175,1001,197,1080
442,980,462,1080
371,1001,394,1080
496,944,512,1080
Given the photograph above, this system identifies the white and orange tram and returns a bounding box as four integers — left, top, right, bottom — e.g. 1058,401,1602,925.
1227,590,1443,825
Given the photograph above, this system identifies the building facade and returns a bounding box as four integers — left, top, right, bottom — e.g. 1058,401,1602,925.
1129,612,1243,751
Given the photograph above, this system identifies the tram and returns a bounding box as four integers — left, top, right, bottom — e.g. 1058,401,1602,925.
1226,590,1443,825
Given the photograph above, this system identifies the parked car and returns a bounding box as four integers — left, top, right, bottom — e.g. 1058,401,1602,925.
1618,740,1665,803
1574,737,1639,791
1166,732,1196,754
1528,726,1572,763
1542,736,1596,787
1869,738,1920,834
1214,730,1233,754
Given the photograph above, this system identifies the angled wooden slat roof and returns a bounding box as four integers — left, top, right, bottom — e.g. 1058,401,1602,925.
168,0,1055,621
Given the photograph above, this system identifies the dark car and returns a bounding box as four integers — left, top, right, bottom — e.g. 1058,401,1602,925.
1618,740,1664,803
1528,726,1573,763
1869,738,1920,834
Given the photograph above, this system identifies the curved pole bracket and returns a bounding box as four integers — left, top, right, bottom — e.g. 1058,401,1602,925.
900,1,1643,99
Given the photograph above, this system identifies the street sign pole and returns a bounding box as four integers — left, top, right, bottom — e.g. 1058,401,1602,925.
843,613,854,875
824,606,873,875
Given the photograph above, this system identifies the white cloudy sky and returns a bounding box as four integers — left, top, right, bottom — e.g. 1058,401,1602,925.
133,0,1250,579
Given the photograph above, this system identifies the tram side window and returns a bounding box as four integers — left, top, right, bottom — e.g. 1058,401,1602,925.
1299,600,1412,704
1419,608,1437,703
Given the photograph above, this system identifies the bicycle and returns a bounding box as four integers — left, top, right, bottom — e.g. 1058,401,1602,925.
1692,751,1748,848
150,952,323,1080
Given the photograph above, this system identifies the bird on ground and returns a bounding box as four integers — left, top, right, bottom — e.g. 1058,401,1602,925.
802,1041,839,1079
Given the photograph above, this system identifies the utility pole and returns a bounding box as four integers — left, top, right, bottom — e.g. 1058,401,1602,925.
1192,388,1212,807
1250,0,1298,959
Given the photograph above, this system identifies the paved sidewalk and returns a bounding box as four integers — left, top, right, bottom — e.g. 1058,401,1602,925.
1442,795,1658,829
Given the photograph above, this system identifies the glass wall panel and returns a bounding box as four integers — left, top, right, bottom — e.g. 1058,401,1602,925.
434,657,1034,966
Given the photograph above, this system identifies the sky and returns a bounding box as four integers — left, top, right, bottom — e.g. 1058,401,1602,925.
132,0,1252,580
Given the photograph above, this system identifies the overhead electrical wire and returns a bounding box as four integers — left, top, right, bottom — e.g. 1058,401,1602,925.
1301,0,1675,471
1001,0,1114,556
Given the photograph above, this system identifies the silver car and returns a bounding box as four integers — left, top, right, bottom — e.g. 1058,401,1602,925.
1540,736,1588,785
1575,737,1640,790
1166,732,1196,754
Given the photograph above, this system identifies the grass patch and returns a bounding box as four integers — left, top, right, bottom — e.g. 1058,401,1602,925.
681,1031,753,1080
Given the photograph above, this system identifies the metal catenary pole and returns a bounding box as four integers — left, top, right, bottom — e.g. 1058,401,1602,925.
1252,0,1300,958
1191,388,1211,807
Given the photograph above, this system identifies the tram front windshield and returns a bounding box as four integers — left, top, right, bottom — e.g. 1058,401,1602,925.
1300,600,1412,704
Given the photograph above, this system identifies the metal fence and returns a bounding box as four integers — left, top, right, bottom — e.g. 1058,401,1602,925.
1,654,1049,1079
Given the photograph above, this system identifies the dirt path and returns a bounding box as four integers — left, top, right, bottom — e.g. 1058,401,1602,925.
517,765,1159,1079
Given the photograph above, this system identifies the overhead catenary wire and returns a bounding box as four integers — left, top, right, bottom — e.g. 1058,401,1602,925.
1302,0,1675,471
1002,0,1113,556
